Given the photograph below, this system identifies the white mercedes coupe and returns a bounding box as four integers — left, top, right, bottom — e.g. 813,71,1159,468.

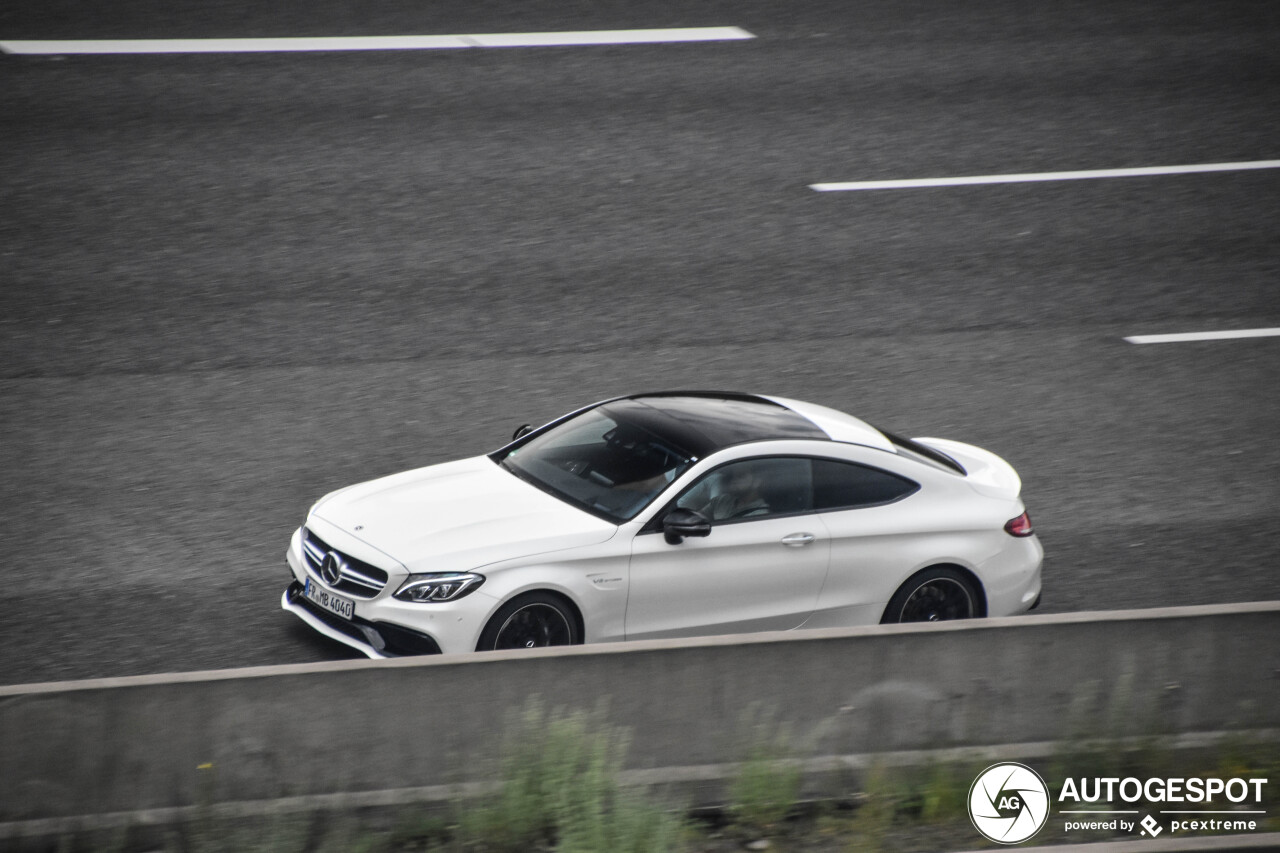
283,392,1042,657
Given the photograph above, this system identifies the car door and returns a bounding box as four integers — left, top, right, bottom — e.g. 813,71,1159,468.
625,456,831,640
807,457,925,623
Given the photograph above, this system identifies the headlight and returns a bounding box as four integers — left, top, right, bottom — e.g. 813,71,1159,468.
393,573,485,603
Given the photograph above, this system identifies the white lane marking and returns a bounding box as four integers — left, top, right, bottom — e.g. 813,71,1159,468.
470,28,752,47
1124,328,1280,344
810,160,1280,192
1,36,473,53
0,27,754,54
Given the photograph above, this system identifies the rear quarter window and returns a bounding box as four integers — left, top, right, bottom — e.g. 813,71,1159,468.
812,458,919,510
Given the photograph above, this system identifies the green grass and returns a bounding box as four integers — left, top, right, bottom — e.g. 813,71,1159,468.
44,706,1280,853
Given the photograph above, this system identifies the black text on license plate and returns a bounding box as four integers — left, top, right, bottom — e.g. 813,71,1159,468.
305,578,354,620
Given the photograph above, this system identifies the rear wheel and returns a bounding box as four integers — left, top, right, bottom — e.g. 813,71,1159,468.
881,567,981,624
478,592,580,651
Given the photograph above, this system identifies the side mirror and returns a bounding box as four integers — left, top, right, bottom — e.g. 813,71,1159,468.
512,423,533,441
663,508,711,544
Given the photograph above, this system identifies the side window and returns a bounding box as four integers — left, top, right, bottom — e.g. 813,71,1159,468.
676,457,812,522
812,458,918,511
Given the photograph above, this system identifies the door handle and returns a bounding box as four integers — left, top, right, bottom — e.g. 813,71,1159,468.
781,533,815,547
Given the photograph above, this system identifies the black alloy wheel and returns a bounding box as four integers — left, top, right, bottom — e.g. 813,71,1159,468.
479,592,579,651
882,567,980,623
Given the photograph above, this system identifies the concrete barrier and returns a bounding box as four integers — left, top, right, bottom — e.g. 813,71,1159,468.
1,602,1277,829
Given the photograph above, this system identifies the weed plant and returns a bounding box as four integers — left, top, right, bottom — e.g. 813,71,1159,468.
453,700,687,852
727,704,807,839
728,747,803,837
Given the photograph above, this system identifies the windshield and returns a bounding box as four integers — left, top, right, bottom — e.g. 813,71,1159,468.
495,408,697,523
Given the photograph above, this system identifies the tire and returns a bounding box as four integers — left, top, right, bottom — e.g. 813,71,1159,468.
880,567,983,624
477,592,581,651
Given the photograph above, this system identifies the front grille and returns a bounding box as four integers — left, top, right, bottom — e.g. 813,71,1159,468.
301,527,390,599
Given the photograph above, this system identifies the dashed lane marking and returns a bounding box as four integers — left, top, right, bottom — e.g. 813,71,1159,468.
810,160,1280,192
1124,328,1280,344
0,28,754,54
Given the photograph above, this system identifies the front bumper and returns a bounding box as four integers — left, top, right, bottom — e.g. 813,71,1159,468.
282,582,442,657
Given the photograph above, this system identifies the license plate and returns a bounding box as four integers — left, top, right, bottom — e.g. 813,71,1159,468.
304,578,354,620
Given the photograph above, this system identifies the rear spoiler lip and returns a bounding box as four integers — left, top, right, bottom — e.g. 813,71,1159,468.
912,437,1023,500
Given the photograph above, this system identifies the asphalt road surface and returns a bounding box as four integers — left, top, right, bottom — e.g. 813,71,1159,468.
2,0,1277,685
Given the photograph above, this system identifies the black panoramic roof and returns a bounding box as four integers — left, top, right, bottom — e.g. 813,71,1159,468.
600,392,829,458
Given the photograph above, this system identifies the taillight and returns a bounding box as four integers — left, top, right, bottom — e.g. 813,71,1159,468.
1004,511,1034,537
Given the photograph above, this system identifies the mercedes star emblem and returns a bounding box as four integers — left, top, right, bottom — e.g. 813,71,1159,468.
320,551,345,586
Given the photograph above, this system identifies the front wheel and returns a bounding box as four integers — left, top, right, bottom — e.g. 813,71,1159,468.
881,567,982,624
477,592,580,651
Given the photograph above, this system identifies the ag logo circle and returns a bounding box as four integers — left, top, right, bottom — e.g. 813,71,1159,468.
968,763,1050,844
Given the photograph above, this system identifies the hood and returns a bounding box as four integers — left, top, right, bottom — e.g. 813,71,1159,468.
311,456,617,574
